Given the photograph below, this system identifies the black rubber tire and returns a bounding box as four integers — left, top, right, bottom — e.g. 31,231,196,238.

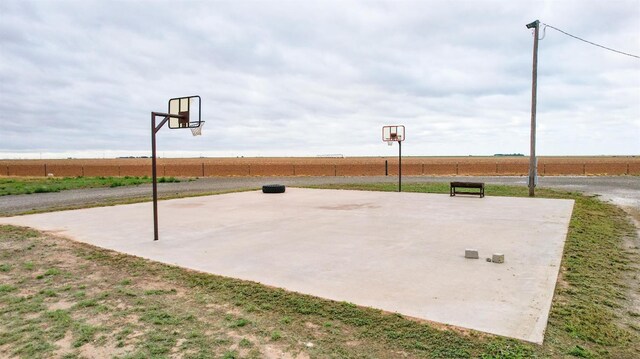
262,184,286,194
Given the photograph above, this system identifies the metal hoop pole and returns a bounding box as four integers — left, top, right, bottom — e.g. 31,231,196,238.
399,141,402,192
151,112,172,241
151,113,159,241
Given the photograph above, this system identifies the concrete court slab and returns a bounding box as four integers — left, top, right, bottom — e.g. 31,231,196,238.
0,188,574,343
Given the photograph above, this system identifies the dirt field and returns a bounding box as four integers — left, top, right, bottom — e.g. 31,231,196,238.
0,156,638,177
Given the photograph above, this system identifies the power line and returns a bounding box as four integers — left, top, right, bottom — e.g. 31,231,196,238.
541,22,640,59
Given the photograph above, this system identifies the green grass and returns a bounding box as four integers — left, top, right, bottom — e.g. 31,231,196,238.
157,176,179,183
0,176,182,196
0,182,638,358
270,330,282,341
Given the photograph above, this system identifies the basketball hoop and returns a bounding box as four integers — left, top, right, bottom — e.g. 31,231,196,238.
382,125,405,143
190,121,205,136
152,95,203,241
382,125,405,193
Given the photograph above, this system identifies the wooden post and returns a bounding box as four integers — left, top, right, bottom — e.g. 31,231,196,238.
527,20,540,197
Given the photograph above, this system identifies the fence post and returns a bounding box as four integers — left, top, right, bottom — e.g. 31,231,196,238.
44,164,47,177
385,160,388,176
202,163,205,177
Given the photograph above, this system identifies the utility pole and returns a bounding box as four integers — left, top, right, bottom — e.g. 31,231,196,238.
526,20,539,197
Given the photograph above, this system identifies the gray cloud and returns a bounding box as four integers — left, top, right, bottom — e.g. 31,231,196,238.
0,0,638,158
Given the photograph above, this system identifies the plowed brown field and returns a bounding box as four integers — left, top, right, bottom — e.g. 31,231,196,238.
0,156,638,177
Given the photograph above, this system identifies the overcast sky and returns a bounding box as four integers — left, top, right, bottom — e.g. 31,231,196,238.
1,0,639,159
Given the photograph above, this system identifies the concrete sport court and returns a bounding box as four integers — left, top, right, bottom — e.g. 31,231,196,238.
0,188,574,343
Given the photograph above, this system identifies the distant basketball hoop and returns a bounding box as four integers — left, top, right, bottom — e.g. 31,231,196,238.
383,125,404,144
382,125,405,192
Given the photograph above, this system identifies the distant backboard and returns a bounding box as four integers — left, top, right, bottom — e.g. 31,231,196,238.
168,95,201,129
382,125,405,142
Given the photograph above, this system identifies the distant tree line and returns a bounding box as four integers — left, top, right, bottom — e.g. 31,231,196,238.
494,153,524,157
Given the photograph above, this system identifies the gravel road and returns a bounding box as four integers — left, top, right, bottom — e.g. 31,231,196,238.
1,176,638,219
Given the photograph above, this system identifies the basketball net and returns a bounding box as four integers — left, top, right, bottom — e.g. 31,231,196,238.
190,121,205,136
387,141,393,146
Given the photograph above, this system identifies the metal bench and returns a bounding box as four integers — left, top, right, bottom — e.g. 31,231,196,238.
450,181,485,198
